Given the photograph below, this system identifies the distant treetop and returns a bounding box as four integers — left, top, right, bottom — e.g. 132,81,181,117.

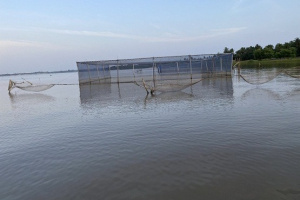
223,37,300,60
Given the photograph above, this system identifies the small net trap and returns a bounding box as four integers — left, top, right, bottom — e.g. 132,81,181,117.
7,78,76,93
8,79,55,93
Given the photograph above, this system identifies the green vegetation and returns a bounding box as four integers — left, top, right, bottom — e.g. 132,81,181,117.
224,38,300,60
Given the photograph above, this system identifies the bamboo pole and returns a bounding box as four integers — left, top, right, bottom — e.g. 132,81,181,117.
220,57,223,72
201,60,203,71
189,55,192,79
152,57,156,87
238,58,241,75
96,65,101,83
117,60,120,84
102,64,105,79
132,64,135,81
108,64,111,78
212,57,215,74
87,64,91,84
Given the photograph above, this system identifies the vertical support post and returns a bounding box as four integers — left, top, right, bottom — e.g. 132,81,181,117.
87,64,91,84
176,62,179,75
96,65,101,83
220,57,223,72
206,60,208,72
102,64,105,79
220,57,223,76
212,57,215,74
108,64,111,77
200,60,203,78
238,58,241,75
230,54,234,75
152,57,156,87
117,60,120,84
201,60,203,71
132,64,135,80
189,55,192,79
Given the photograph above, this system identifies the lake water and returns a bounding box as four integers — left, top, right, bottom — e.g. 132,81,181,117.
0,71,299,200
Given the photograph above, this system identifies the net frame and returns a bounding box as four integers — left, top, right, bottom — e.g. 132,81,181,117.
76,53,234,86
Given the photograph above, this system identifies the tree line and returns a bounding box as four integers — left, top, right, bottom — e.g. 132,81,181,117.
224,38,300,60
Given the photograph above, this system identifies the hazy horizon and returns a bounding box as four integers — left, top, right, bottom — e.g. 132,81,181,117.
1,0,300,74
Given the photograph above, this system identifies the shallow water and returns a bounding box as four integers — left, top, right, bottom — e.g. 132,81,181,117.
0,72,300,200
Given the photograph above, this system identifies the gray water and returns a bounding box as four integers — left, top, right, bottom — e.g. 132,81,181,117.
0,71,299,200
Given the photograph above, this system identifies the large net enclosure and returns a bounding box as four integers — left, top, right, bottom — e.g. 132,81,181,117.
77,53,233,93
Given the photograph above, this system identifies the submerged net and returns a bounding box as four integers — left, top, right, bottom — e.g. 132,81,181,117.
239,66,300,85
284,67,300,78
134,76,203,94
239,69,283,85
152,79,203,92
8,80,54,93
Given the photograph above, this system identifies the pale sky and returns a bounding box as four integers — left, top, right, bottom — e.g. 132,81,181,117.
0,0,300,74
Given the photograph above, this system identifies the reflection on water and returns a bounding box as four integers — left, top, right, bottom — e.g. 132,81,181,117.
241,88,282,101
9,93,55,105
240,86,300,102
79,76,234,106
285,88,300,100
79,83,112,104
8,93,56,111
196,76,233,98
146,91,194,101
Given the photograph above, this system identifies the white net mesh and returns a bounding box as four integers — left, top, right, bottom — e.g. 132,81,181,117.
8,80,54,93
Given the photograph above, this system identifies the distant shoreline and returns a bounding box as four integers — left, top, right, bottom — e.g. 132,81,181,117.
2,57,299,77
0,70,78,77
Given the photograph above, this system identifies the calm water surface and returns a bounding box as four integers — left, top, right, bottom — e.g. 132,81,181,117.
0,72,299,200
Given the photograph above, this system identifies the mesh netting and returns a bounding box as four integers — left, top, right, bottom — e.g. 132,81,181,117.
134,76,203,93
238,66,300,85
284,67,300,78
8,80,54,93
15,84,55,92
239,69,282,85
77,53,233,93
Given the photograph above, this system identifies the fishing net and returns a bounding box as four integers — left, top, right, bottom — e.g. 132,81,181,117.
77,53,233,93
284,66,300,78
239,68,282,85
239,66,300,85
8,80,54,93
134,76,203,94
